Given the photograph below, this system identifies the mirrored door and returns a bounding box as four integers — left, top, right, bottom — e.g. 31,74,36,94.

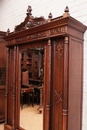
20,47,44,130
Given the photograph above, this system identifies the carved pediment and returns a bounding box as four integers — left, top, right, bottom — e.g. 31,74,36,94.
14,5,48,32
6,6,71,35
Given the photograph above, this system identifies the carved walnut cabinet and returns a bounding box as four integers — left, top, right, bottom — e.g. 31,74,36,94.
0,31,6,123
3,6,87,130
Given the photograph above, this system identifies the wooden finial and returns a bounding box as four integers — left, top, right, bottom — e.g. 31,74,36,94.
26,5,32,16
63,6,70,17
48,12,52,22
64,6,69,13
6,28,10,36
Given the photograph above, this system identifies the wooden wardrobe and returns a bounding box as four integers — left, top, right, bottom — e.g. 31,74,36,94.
0,31,6,123
3,6,87,130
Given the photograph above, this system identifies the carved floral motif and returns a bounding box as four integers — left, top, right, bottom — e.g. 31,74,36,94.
55,41,64,58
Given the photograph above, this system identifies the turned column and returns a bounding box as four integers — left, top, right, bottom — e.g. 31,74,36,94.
44,39,51,130
62,36,69,130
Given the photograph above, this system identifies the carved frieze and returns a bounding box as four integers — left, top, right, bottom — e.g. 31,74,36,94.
50,26,66,35
8,26,66,45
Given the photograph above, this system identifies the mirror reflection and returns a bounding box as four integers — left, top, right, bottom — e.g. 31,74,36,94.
20,47,44,130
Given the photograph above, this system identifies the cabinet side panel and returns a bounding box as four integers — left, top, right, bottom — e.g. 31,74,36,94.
68,38,83,130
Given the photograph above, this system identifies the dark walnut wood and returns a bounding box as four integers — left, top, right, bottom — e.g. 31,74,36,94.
0,31,6,123
3,6,87,130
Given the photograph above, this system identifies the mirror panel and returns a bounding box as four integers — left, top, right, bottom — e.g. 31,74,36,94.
20,47,44,130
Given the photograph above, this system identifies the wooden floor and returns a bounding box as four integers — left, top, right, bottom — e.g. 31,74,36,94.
0,104,43,130
0,123,4,130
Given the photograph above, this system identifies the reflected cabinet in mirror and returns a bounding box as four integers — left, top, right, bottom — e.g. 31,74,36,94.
3,5,86,130
20,47,44,130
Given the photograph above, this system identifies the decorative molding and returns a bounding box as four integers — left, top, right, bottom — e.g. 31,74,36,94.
50,26,66,35
64,36,69,44
8,26,66,45
54,90,62,104
14,6,47,32
62,109,68,116
46,105,50,111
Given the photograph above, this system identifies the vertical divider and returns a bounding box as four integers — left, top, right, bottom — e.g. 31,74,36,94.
5,48,9,125
12,46,17,129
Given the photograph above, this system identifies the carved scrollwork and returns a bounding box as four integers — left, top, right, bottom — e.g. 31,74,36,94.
54,90,62,104
14,5,47,32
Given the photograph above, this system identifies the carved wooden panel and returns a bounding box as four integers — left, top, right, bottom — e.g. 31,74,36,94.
51,38,64,130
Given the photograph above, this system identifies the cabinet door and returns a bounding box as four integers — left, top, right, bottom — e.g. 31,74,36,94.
51,38,64,130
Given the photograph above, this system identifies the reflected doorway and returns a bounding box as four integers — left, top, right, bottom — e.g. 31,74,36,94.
20,47,44,130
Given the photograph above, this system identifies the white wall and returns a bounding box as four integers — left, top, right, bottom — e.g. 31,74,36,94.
0,0,87,130
0,1,2,28
1,0,87,32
